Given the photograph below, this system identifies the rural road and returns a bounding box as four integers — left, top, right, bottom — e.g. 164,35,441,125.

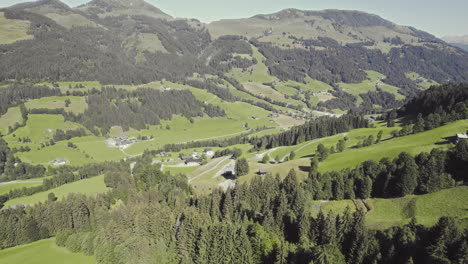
188,157,230,183
0,180,42,186
212,159,235,178
280,132,349,161
248,147,278,161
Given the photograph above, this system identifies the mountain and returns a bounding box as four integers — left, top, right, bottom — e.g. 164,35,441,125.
9,0,98,28
0,0,467,112
208,9,438,51
76,0,172,20
442,35,468,52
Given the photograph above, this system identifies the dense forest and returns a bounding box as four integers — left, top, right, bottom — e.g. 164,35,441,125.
0,138,46,183
0,84,61,116
398,83,468,117
249,115,369,150
64,87,225,135
0,140,467,263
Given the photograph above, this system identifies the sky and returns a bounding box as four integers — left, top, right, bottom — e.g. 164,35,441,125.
1,0,467,37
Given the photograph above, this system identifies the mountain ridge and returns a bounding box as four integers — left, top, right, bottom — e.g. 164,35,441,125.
0,0,466,111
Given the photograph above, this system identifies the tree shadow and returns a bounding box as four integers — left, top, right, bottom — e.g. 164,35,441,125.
298,166,310,173
434,136,456,145
222,171,236,180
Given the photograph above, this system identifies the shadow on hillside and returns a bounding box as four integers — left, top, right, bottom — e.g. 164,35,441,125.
298,166,310,173
435,136,456,145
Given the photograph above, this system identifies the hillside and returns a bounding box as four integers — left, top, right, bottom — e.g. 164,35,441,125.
443,35,468,52
0,2,467,263
0,1,467,114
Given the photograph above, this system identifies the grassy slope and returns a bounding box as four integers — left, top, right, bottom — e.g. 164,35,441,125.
0,106,22,134
308,186,468,229
26,96,87,114
319,119,468,172
0,12,33,45
5,175,109,207
16,143,94,165
4,114,86,144
338,71,405,105
0,238,95,264
240,119,468,184
0,182,43,196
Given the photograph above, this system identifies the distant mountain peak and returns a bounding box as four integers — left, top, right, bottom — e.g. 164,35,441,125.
10,0,71,12
78,0,172,19
251,9,395,28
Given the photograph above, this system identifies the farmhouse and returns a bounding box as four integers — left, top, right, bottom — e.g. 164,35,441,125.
9,204,25,210
106,136,137,149
160,152,171,157
51,158,68,166
204,148,215,157
456,133,468,143
258,168,268,175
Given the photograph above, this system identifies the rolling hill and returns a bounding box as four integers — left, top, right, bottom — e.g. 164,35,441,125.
0,0,466,115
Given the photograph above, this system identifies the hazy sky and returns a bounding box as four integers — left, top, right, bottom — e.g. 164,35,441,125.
1,0,467,37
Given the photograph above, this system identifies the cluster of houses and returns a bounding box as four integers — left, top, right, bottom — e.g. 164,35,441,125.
179,148,215,165
106,136,138,149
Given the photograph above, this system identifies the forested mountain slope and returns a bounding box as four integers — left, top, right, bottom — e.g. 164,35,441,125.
0,0,466,106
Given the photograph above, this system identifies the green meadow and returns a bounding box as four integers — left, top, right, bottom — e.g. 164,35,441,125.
308,186,468,230
16,143,93,165
240,119,467,185
338,71,405,104
4,114,87,144
0,106,22,134
26,96,87,114
319,119,468,172
0,238,95,264
0,12,33,45
5,175,109,207
0,181,43,196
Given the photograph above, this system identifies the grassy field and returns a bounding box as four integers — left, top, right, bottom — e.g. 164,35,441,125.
0,181,43,196
319,119,468,172
124,103,272,155
338,71,405,104
26,96,87,114
0,238,95,264
308,186,468,230
405,72,438,89
0,12,33,45
227,45,276,83
189,157,234,194
239,119,467,185
248,128,284,139
70,137,127,162
0,106,22,134
4,114,87,144
16,143,93,165
5,175,109,207
45,13,98,29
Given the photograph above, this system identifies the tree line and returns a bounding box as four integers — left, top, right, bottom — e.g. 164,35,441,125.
63,87,225,135
0,143,466,263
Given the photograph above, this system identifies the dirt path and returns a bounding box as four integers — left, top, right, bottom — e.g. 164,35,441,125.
0,180,43,186
212,160,235,178
249,147,278,161
188,157,230,183
280,132,349,161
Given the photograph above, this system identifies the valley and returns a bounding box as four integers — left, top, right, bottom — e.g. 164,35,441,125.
0,0,467,263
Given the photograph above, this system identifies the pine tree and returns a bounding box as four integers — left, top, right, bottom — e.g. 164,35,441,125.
235,158,249,177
